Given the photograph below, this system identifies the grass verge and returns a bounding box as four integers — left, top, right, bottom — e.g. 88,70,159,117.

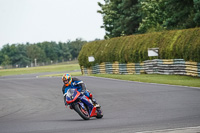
0,63,80,76
90,74,200,88
1,62,199,88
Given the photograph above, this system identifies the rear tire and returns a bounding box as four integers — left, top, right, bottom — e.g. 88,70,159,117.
74,103,90,120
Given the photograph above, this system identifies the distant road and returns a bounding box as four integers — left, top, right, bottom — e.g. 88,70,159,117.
0,74,200,133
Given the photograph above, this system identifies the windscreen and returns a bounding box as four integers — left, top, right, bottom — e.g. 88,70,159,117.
66,89,76,98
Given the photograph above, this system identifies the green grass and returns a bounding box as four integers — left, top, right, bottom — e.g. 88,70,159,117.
90,74,200,87
1,62,200,88
0,63,80,76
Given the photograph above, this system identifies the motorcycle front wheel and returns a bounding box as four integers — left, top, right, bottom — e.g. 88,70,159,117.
74,103,90,120
96,107,103,119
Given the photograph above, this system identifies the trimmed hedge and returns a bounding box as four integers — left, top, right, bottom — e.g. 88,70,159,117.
78,28,200,67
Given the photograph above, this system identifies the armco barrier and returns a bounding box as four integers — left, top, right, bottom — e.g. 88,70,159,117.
105,62,113,74
127,63,135,74
185,62,200,77
112,62,119,74
81,59,200,77
144,59,186,75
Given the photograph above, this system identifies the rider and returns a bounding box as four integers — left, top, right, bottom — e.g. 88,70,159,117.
62,73,98,107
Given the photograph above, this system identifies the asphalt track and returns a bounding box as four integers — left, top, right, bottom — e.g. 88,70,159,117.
0,73,200,133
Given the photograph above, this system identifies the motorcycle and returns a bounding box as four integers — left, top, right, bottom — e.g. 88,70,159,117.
64,88,103,120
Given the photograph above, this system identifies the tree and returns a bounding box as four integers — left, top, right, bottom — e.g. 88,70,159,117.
164,0,195,29
68,38,87,59
138,0,167,33
98,0,141,38
1,55,11,66
26,44,46,64
0,44,14,66
12,44,31,67
194,0,200,26
98,0,200,37
37,41,59,62
58,42,72,62
0,39,87,67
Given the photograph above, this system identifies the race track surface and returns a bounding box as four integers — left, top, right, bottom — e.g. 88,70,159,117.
0,74,200,133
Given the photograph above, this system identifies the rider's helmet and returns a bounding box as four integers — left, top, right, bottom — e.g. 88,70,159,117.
62,73,72,86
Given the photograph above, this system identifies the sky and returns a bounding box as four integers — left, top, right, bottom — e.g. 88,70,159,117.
0,0,105,48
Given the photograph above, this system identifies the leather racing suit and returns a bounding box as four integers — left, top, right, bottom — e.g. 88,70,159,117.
62,77,96,106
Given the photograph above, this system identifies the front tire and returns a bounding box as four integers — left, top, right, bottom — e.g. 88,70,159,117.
96,107,103,119
74,103,90,120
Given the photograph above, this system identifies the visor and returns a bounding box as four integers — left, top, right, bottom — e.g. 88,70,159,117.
63,77,71,84
64,80,69,84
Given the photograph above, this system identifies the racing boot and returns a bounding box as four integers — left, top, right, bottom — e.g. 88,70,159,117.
86,90,100,107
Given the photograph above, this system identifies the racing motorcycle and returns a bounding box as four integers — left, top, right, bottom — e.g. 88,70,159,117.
64,88,103,120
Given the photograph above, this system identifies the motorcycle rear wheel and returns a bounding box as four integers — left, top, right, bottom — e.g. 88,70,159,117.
74,103,90,120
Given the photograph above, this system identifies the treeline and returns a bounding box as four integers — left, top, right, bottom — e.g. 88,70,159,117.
78,28,200,67
98,0,200,39
0,38,87,67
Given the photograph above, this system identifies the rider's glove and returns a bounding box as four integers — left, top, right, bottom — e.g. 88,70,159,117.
72,82,77,86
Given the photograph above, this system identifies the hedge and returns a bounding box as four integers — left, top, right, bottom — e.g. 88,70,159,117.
78,28,200,68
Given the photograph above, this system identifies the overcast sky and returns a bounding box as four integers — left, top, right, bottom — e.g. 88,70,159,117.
0,0,105,48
